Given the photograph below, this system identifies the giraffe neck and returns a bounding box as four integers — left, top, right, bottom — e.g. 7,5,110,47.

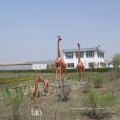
35,79,40,96
36,82,40,96
58,40,60,57
78,44,81,63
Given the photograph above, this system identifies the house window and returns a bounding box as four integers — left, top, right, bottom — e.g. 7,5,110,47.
67,63,74,68
86,51,94,58
98,52,104,58
76,52,84,58
103,53,104,58
66,52,73,59
97,52,99,58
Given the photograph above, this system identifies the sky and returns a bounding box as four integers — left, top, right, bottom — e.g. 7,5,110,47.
0,0,120,63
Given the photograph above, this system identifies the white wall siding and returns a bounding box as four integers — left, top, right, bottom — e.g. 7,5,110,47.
63,49,105,69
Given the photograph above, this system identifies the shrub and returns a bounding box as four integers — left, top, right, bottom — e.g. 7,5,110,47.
93,74,104,88
0,68,113,73
83,91,99,118
3,86,24,119
83,73,92,93
105,69,120,81
82,91,115,118
57,78,71,102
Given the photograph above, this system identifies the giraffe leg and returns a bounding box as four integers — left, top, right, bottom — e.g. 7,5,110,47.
55,67,58,85
80,68,82,82
47,82,49,93
44,82,47,96
33,94,35,113
77,68,78,82
65,67,66,82
61,68,63,76
83,68,85,81
43,83,45,95
38,92,40,113
61,68,64,82
59,66,62,87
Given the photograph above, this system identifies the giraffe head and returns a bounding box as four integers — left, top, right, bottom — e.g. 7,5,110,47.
77,43,80,47
57,35,62,41
36,73,44,82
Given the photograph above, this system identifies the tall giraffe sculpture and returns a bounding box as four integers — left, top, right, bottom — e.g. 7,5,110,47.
55,36,66,86
77,43,85,82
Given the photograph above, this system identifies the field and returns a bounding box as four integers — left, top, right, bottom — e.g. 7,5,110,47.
0,71,120,120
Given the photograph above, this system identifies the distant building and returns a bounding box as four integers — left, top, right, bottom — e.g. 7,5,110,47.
32,64,47,70
0,61,55,70
104,59,113,68
62,47,105,69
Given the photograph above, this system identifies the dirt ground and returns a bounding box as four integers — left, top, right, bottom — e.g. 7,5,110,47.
0,72,120,120
0,80,120,120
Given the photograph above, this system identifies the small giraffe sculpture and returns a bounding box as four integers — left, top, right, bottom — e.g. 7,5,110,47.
43,79,49,96
77,43,85,82
55,36,66,86
32,73,49,113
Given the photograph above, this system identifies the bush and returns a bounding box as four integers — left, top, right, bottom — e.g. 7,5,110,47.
82,90,115,118
93,74,104,88
105,69,120,81
0,68,113,73
82,91,99,118
57,78,71,102
83,73,92,93
3,86,24,119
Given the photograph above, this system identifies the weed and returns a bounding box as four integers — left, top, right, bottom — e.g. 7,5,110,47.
82,90,115,119
3,86,24,119
57,78,71,102
93,74,104,88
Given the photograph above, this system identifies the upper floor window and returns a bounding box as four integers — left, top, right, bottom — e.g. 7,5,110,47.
103,54,104,58
66,52,73,59
98,52,104,58
76,52,84,58
97,52,99,58
86,51,94,58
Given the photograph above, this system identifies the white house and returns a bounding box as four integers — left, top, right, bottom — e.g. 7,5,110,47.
62,47,105,69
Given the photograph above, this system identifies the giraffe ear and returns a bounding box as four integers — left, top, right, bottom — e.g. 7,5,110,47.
37,73,39,77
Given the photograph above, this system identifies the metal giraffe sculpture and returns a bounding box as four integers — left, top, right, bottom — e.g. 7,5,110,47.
32,73,49,113
55,36,66,85
77,43,85,82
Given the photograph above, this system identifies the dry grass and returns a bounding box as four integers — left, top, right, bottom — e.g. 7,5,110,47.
0,72,120,120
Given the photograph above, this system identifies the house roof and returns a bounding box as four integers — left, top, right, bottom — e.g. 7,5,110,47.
27,60,55,65
62,47,105,53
